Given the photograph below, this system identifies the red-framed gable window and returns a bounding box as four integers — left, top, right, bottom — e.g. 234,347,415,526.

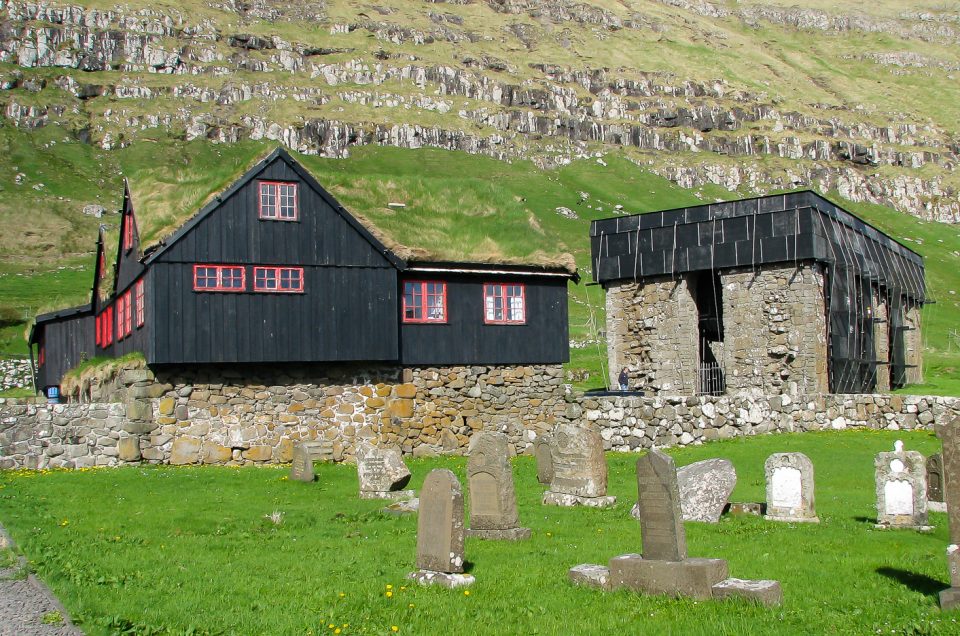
123,215,134,252
254,266,304,293
483,283,526,325
193,265,245,292
116,295,126,340
95,313,101,347
135,279,145,327
403,281,447,323
258,181,298,221
120,290,132,338
38,345,44,367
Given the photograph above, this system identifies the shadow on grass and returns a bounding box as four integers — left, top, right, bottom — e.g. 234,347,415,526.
854,516,877,525
876,567,944,597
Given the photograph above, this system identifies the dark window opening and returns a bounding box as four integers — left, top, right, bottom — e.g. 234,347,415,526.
691,271,725,395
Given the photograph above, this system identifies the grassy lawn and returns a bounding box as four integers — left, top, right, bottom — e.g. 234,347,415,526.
0,429,954,635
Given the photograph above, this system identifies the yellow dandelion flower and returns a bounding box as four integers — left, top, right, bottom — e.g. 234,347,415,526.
399,586,406,591
545,532,551,537
334,630,341,635
391,627,399,633
328,624,335,629
463,590,470,596
338,592,345,598
386,591,393,598
386,584,393,590
408,604,415,609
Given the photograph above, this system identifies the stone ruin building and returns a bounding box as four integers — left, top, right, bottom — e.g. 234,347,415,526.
591,191,925,396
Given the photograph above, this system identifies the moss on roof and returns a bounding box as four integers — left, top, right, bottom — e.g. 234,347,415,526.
121,143,576,274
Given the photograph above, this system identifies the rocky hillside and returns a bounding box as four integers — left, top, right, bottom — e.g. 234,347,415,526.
0,0,958,222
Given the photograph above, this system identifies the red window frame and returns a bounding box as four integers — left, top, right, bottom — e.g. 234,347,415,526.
104,305,114,346
402,280,448,323
193,265,246,292
253,266,304,293
483,283,526,325
115,295,123,340
95,313,102,347
38,345,44,367
122,290,133,338
123,215,134,252
258,181,298,221
135,279,145,328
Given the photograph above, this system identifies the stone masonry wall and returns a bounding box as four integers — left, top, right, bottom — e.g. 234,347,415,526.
3,390,958,469
874,293,891,393
721,264,828,396
905,304,923,385
582,392,960,451
605,277,698,394
0,363,569,468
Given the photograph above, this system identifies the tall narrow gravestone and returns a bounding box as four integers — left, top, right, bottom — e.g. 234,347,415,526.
875,440,930,531
928,452,946,513
764,452,819,523
569,449,782,606
466,432,531,540
542,423,616,508
937,418,960,609
407,469,474,589
356,441,414,500
289,443,315,482
534,433,554,485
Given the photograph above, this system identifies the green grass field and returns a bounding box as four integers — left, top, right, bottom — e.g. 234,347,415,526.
0,429,953,635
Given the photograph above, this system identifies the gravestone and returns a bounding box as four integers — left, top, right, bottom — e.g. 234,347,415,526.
466,432,530,540
764,452,819,523
874,440,930,530
356,441,414,500
928,452,946,512
542,423,616,508
676,458,737,523
569,449,782,605
937,417,960,609
289,443,315,482
534,433,554,485
407,469,474,589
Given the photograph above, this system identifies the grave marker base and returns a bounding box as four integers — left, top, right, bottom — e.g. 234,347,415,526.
929,501,948,513
764,513,820,523
874,522,934,532
609,554,728,600
465,527,531,541
406,570,475,589
568,564,611,590
360,489,415,501
712,578,783,606
542,491,617,508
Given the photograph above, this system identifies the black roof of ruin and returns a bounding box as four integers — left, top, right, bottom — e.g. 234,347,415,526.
589,190,925,303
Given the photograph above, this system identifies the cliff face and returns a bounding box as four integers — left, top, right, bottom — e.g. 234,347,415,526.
0,0,958,221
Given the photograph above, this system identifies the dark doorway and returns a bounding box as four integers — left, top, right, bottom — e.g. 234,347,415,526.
691,271,725,395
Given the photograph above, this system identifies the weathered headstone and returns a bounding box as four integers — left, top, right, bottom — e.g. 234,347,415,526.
289,443,315,482
534,433,554,485
677,458,737,523
928,452,946,512
356,441,414,500
542,423,616,508
764,452,819,523
407,469,474,589
875,440,930,530
570,449,782,605
466,432,530,540
937,417,960,609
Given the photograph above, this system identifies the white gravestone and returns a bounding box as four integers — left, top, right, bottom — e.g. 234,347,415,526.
874,440,929,530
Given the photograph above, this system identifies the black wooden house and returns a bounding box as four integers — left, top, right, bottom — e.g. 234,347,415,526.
30,148,575,393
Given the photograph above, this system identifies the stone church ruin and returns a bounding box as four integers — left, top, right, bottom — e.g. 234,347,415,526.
591,191,925,396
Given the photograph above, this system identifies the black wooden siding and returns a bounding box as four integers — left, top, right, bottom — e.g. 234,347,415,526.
115,197,146,293
399,275,569,366
35,309,94,389
149,263,397,364
105,272,153,361
153,159,393,268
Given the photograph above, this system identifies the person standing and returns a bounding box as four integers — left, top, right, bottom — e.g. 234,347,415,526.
618,367,629,392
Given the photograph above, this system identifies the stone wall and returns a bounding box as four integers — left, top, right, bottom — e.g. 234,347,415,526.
605,277,698,394
905,304,923,385
0,362,569,468
0,358,32,392
874,293,890,393
581,392,960,451
4,389,958,469
721,264,828,396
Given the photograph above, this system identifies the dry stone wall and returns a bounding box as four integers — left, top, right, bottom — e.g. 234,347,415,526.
605,277,698,395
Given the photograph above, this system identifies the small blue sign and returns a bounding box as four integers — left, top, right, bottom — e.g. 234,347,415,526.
46,386,60,404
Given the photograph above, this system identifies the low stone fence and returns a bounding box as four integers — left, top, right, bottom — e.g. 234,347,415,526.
580,393,959,451
1,382,958,469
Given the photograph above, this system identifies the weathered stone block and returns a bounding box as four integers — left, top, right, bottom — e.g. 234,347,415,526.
568,564,611,590
170,437,201,465
396,383,417,399
609,555,728,599
243,445,273,462
389,399,414,418
712,578,783,606
117,436,141,462
202,443,232,464
158,398,175,416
